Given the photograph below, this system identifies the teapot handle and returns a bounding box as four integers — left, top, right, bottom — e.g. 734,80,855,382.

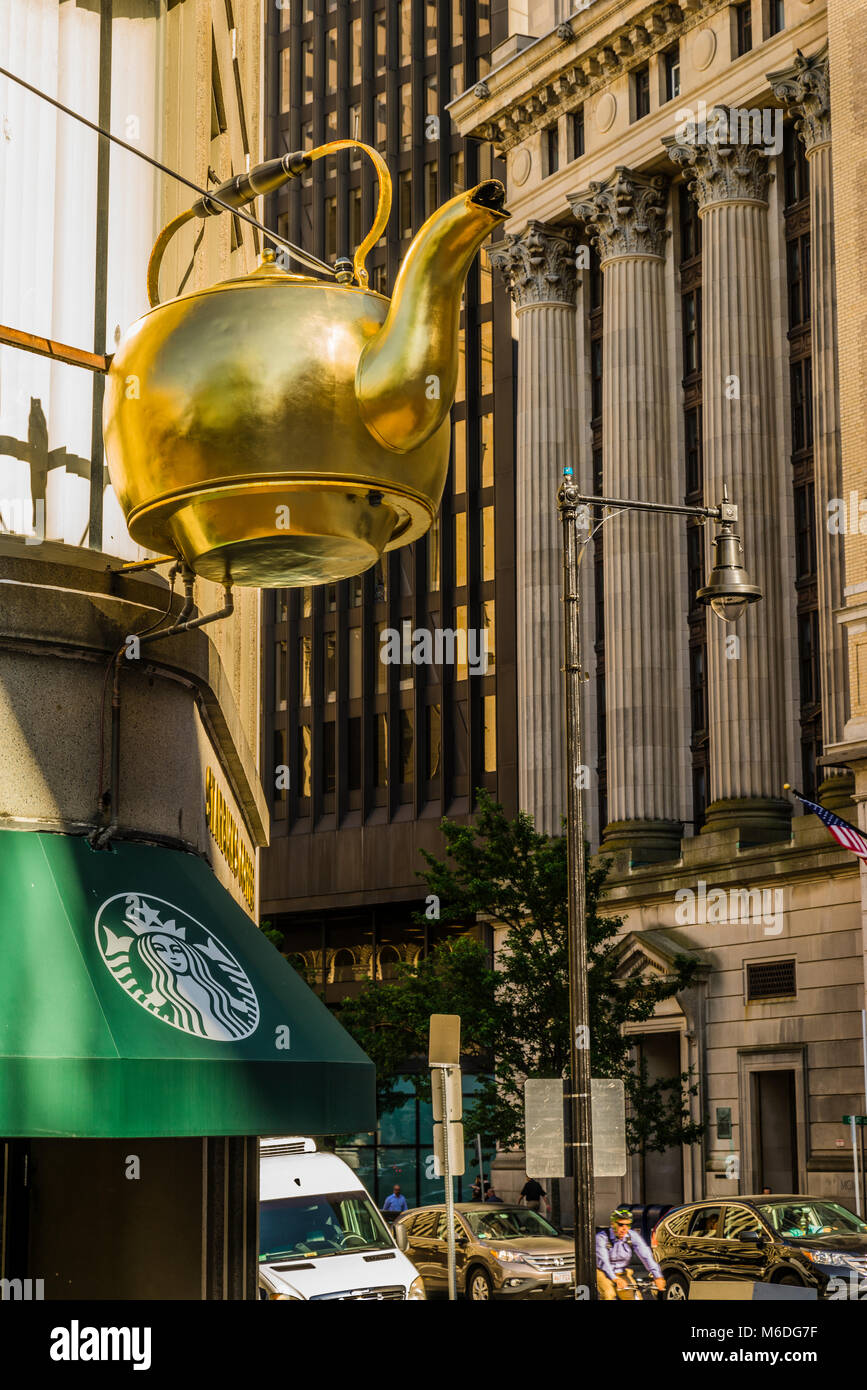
305,140,392,290
145,139,391,307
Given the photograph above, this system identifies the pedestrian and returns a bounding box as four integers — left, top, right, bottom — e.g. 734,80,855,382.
471,1172,490,1202
520,1175,546,1213
595,1207,665,1301
382,1183,408,1221
484,1183,504,1203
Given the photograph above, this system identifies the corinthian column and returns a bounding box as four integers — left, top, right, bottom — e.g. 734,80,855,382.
489,223,578,836
567,168,685,863
769,44,851,808
665,134,791,839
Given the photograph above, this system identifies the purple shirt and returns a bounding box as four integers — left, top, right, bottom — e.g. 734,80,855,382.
595,1227,661,1279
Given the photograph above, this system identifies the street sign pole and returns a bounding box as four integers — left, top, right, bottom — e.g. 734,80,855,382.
429,1015,463,1304
439,1066,457,1303
851,1116,862,1217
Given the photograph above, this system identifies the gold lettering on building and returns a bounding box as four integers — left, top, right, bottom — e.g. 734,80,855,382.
205,768,255,912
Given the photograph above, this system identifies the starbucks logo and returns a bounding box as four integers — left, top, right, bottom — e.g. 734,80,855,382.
95,893,260,1041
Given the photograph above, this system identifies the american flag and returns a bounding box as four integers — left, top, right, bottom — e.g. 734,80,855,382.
786,785,867,860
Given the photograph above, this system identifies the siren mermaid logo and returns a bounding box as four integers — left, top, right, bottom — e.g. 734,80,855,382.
95,893,260,1041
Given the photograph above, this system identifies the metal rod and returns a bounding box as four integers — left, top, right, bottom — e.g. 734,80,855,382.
437,1066,458,1301
558,475,595,1300
851,1116,862,1218
0,62,334,278
573,490,723,521
0,323,109,374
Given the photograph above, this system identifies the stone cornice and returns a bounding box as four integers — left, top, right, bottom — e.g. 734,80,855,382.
568,166,669,261
488,220,579,308
447,0,726,155
663,135,772,209
767,42,830,155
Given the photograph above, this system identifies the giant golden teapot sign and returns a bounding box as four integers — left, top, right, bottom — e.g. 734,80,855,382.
103,141,507,587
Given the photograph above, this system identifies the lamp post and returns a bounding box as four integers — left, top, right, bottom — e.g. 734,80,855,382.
557,475,761,1299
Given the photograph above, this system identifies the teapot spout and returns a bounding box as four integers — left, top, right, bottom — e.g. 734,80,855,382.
356,180,508,454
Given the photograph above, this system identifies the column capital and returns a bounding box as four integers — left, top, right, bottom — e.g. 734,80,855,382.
767,43,830,155
663,132,772,211
567,166,669,264
488,221,579,309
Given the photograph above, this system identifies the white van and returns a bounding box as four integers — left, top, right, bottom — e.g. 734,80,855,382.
258,1137,426,1301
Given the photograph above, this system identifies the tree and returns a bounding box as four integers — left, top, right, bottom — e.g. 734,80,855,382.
338,789,705,1157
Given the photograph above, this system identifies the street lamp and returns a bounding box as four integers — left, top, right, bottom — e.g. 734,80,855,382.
557,474,761,1299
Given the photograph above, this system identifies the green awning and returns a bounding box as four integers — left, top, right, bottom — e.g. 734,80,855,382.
0,831,375,1138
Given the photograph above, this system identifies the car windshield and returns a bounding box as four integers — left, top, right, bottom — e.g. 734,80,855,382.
463,1208,559,1240
259,1191,394,1261
758,1201,867,1238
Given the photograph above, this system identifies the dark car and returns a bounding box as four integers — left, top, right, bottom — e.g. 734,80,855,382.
394,1203,577,1300
654,1196,867,1299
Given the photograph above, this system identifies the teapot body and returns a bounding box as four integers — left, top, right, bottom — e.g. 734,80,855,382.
103,264,449,587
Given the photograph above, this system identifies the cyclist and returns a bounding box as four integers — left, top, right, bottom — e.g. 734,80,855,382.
596,1207,666,1300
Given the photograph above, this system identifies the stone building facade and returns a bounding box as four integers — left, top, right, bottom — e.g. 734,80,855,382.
451,0,867,1213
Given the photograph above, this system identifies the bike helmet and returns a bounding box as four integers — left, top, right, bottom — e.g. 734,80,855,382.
611,1207,633,1225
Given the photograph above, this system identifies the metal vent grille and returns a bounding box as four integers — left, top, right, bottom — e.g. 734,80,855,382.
746,959,796,1000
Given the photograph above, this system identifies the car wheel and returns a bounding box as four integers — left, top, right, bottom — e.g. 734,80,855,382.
665,1272,690,1301
773,1270,805,1287
467,1267,493,1301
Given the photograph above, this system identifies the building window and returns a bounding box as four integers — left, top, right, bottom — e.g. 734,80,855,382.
786,235,811,330
450,149,465,192
482,507,495,582
351,19,362,86
682,289,701,376
480,321,493,396
783,123,810,206
424,161,438,218
325,632,337,703
590,338,603,422
794,482,816,581
790,359,813,453
400,0,412,67
275,639,287,710
302,39,314,103
300,635,312,706
398,170,413,238
663,44,681,103
375,11,387,74
399,709,414,787
280,47,291,114
734,1,753,57
426,704,441,781
400,83,412,150
767,0,785,37
633,65,651,121
571,107,585,160
375,713,388,786
545,123,559,177
428,515,440,592
481,414,493,486
322,720,336,794
326,29,337,89
685,407,702,499
451,0,463,47
324,197,337,259
349,186,362,249
298,724,312,800
483,695,496,772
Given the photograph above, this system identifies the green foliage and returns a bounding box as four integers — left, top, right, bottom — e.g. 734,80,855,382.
338,790,705,1155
